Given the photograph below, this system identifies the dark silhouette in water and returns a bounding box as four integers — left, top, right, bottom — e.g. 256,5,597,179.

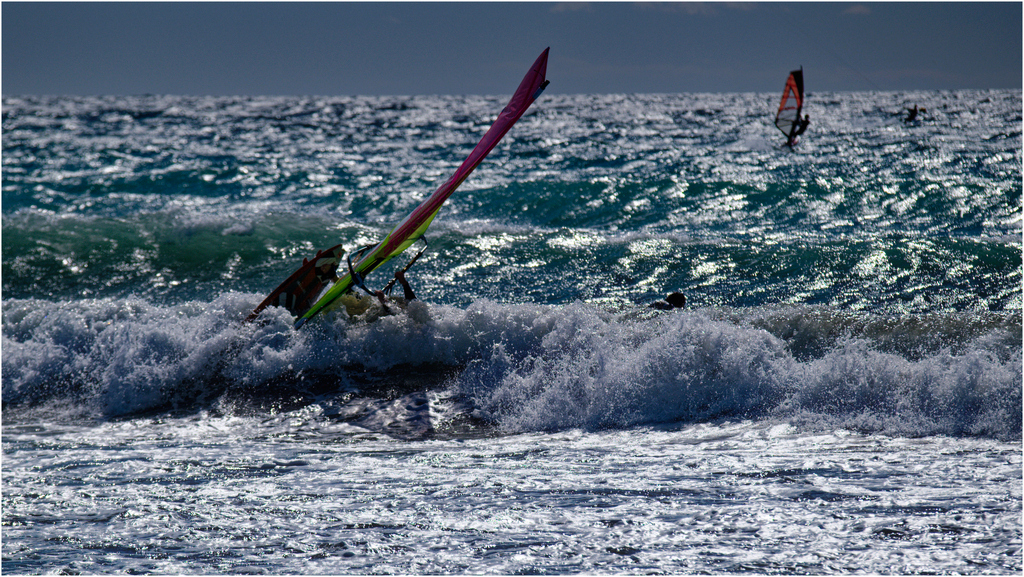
650,292,686,310
788,114,810,147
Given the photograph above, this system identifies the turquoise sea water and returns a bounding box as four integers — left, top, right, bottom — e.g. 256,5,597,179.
2,90,1021,573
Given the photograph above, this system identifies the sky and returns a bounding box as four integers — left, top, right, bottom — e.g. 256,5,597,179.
2,2,1021,96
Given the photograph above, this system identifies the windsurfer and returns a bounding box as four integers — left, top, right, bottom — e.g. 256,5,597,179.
795,114,810,136
905,105,924,123
339,269,422,321
775,68,805,148
788,114,810,146
294,48,549,330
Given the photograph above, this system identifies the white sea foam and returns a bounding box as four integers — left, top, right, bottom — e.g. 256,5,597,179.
3,295,1018,441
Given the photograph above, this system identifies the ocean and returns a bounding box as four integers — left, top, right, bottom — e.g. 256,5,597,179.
2,89,1021,574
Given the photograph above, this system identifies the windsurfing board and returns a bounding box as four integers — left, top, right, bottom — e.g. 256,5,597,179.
246,244,344,322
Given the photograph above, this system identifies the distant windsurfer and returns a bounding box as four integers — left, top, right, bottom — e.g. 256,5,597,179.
775,68,805,148
650,292,686,311
905,105,924,123
788,114,810,147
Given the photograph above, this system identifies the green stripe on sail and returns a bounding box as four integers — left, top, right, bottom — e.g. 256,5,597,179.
295,211,438,323
383,212,437,261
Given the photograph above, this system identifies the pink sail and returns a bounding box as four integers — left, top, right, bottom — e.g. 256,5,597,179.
295,48,550,328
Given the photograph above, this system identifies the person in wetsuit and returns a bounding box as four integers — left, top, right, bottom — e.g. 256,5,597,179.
794,114,810,136
650,292,686,311
340,269,417,319
787,114,810,146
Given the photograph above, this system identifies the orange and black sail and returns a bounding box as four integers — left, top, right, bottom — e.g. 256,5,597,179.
775,68,804,145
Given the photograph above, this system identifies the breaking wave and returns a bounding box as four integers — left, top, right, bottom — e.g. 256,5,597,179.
3,296,1019,441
